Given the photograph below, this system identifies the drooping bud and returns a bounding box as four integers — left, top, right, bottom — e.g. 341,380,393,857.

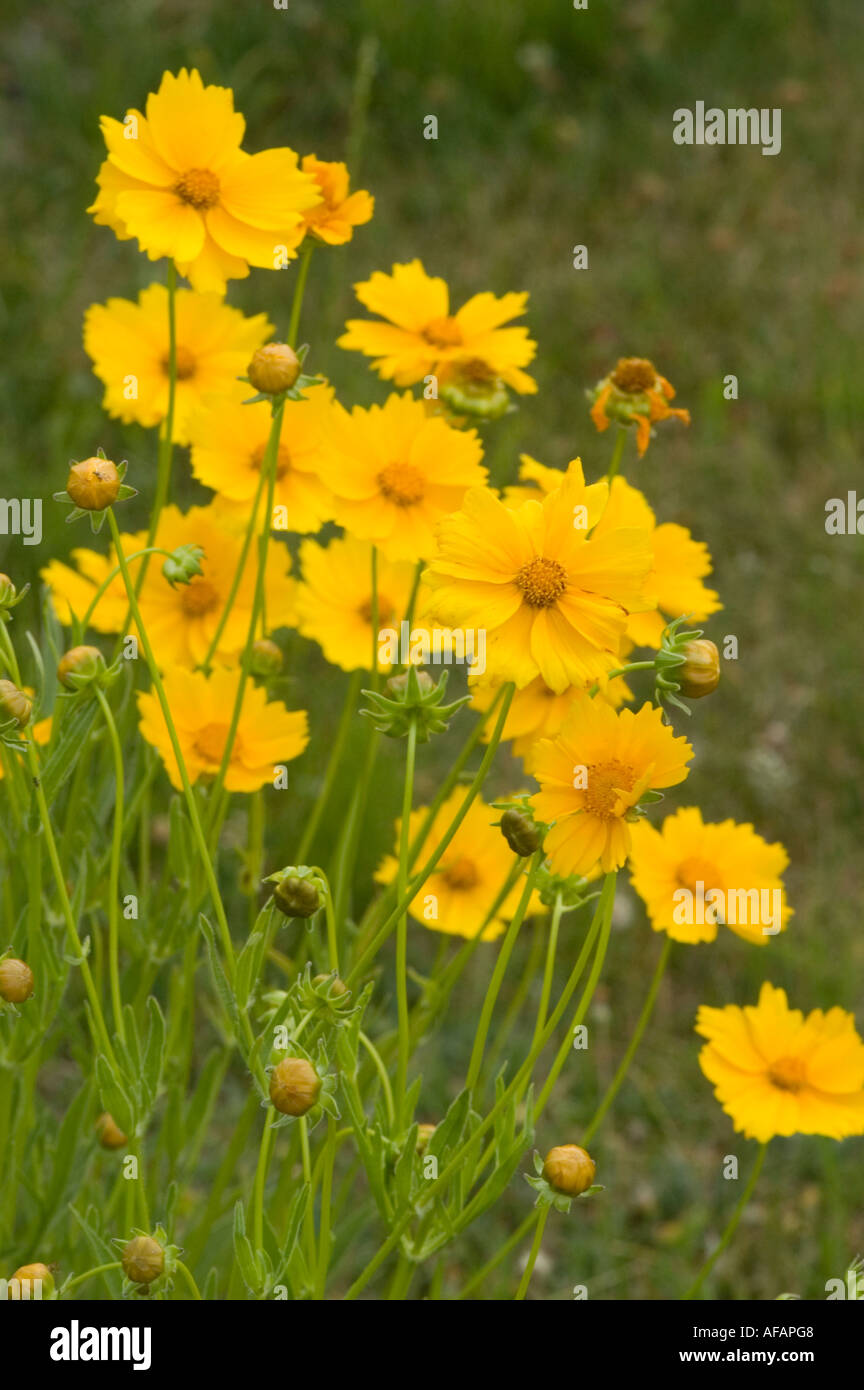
678,639,720,699
274,875,322,919
542,1144,596,1196
251,638,284,678
269,1056,321,1116
58,645,107,690
121,1235,164,1285
247,343,301,395
499,807,542,857
95,1112,128,1150
0,680,31,729
0,958,34,1004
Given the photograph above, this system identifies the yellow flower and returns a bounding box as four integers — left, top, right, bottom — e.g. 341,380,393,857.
88,68,321,292
41,504,296,670
338,259,537,393
424,460,654,691
84,283,272,445
137,665,308,793
295,535,419,672
589,357,689,457
629,807,792,945
188,384,335,534
695,983,864,1142
470,670,633,771
375,791,542,940
322,391,487,562
530,692,693,876
298,155,374,244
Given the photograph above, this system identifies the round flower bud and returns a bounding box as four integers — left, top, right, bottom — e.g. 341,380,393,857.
500,808,541,857
0,679,31,728
385,669,435,698
251,638,284,678
0,958,34,1004
7,1263,54,1299
312,973,348,997
121,1236,164,1285
66,457,120,511
57,645,107,689
247,343,301,395
274,875,322,919
416,1123,436,1155
678,639,720,699
95,1112,128,1150
269,1057,321,1116
542,1144,596,1196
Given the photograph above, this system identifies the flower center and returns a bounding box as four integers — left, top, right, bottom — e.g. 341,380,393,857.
193,722,237,766
583,759,637,819
675,856,723,897
423,315,463,349
456,357,496,383
251,442,292,480
179,576,220,617
514,556,568,608
768,1055,808,1093
359,595,395,625
611,357,657,394
442,856,480,891
162,345,196,380
174,167,221,211
377,462,425,508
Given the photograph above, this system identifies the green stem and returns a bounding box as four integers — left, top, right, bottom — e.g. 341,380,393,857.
295,670,362,864
359,1030,396,1130
252,1106,275,1253
514,1204,550,1300
288,242,314,347
95,687,126,1043
176,1260,203,1301
316,1116,337,1298
684,1143,768,1300
200,465,268,674
531,890,563,1049
606,424,627,480
62,1261,122,1294
394,716,418,1123
457,1211,536,1299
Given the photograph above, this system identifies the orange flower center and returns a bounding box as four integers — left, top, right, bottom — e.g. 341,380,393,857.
251,443,292,480
675,856,723,897
583,759,636,819
768,1055,808,1093
174,167,221,211
514,556,568,608
359,595,395,624
377,462,425,508
442,856,480,891
180,576,220,617
423,315,463,349
455,356,496,383
611,357,657,394
162,345,196,380
193,722,237,766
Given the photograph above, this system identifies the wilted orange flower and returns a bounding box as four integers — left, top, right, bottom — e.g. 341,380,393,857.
589,357,690,456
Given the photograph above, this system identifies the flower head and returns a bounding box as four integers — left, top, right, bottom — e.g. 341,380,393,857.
299,155,374,244
542,1145,596,1196
121,1235,164,1285
137,665,308,792
0,958,34,1004
294,535,419,672
270,1057,321,1116
84,283,272,445
696,983,864,1142
470,671,633,772
530,693,693,876
338,259,537,394
89,68,321,292
589,357,690,456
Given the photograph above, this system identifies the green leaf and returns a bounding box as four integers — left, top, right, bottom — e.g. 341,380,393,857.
39,693,100,806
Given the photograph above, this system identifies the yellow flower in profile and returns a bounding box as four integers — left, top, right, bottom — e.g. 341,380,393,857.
322,392,487,561
88,68,320,293
696,983,864,1142
470,670,633,771
629,807,792,945
295,535,419,672
424,460,654,691
589,357,689,457
84,284,271,445
41,505,296,670
188,384,335,535
298,155,374,244
530,693,693,876
138,666,308,793
338,259,537,393
375,791,542,940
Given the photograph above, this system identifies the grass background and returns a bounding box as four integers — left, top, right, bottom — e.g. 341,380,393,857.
1,0,862,1297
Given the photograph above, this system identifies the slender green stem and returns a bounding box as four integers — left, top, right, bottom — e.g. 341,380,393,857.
606,424,627,480
62,1261,122,1294
252,1107,276,1253
295,670,362,864
457,1211,536,1299
95,687,126,1043
684,1143,768,1299
200,465,268,674
359,1030,396,1130
531,890,563,1050
288,242,314,347
316,1116,337,1298
514,1205,550,1300
176,1261,203,1301
395,716,418,1123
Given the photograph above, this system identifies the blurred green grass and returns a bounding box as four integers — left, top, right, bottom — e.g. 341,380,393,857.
1,0,862,1297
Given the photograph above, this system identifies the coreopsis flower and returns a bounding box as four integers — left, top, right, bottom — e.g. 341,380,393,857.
188,385,336,535
696,983,864,1142
322,392,487,561
375,790,544,940
589,356,690,457
42,504,296,669
294,534,420,672
338,259,537,393
299,154,374,244
470,671,634,772
424,460,654,691
530,692,693,876
629,807,792,945
83,283,272,445
137,665,308,792
88,68,321,293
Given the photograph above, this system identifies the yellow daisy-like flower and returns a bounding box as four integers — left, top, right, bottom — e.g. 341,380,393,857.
589,357,689,457
298,155,374,245
470,669,633,771
424,459,654,691
322,391,487,562
295,535,419,672
530,692,693,876
138,665,308,793
88,68,321,293
188,384,335,535
41,504,296,670
375,791,542,940
629,807,792,945
337,259,537,393
84,283,272,445
696,983,864,1142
